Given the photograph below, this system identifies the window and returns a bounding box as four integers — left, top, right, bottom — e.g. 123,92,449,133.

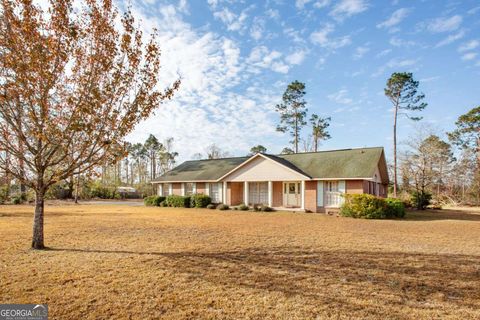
163,183,171,196
185,182,196,196
249,182,268,205
210,183,220,203
325,181,338,192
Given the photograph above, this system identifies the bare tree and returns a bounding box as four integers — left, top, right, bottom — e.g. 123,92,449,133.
0,0,180,249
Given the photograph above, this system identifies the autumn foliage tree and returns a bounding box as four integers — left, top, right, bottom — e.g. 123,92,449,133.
0,0,180,249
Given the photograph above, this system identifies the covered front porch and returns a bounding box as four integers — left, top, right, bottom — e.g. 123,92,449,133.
226,181,306,209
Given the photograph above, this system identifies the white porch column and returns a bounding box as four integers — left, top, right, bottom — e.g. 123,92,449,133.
268,181,273,207
223,181,228,205
244,181,249,206
301,180,305,210
158,184,163,196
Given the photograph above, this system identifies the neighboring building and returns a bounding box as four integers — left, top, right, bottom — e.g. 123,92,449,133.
151,147,388,213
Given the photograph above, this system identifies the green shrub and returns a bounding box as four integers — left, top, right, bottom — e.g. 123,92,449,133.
0,186,9,204
238,203,249,211
144,195,156,206
144,196,166,207
340,194,387,219
411,191,432,210
190,194,212,208
206,204,216,209
385,198,406,218
159,200,167,207
11,196,23,205
166,195,191,208
216,204,229,210
260,205,274,212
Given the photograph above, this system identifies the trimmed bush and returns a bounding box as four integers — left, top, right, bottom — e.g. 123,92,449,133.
159,200,167,207
144,195,166,207
341,194,387,219
190,194,212,208
144,195,156,206
238,203,249,211
206,204,216,209
216,204,229,210
260,205,274,212
166,195,191,208
385,198,406,218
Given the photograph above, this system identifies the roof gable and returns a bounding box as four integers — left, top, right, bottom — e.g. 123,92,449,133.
220,153,311,181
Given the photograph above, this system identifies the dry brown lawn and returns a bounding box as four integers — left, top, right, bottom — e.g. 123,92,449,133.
1,203,479,319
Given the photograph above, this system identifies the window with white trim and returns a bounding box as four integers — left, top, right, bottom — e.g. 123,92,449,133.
185,182,196,196
210,183,221,203
248,182,268,205
163,183,171,196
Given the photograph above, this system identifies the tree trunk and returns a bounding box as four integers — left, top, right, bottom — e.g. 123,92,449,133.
294,116,298,153
32,190,45,249
393,105,398,198
74,174,80,204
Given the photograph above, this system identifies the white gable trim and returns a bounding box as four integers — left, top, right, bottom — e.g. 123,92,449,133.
217,153,311,181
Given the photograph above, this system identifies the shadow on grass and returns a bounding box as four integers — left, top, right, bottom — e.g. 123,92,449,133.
48,246,480,314
406,208,480,221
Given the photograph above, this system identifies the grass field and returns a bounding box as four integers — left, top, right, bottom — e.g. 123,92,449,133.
1,203,479,319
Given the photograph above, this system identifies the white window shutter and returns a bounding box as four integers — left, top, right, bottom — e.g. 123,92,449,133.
218,183,223,203
317,181,324,207
181,183,185,196
193,183,196,194
169,184,173,195
338,180,345,193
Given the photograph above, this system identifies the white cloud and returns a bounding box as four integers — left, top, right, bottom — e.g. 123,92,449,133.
126,2,284,160
213,7,249,32
377,8,410,29
329,0,368,21
314,0,330,9
266,8,280,20
424,15,463,33
389,37,415,47
376,48,392,57
310,24,351,49
353,46,370,59
247,46,290,74
458,40,479,52
461,52,477,61
284,27,305,44
373,58,418,77
296,0,312,9
435,30,465,47
285,50,307,65
250,17,265,41
328,89,353,105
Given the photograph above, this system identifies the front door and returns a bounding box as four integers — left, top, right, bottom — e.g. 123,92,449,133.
283,182,301,207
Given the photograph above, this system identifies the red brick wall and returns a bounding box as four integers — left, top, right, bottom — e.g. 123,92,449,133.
346,180,364,194
304,181,317,212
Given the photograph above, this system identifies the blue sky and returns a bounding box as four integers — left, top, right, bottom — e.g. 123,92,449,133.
126,0,480,162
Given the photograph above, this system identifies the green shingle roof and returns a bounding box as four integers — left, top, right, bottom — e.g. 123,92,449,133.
152,156,249,182
152,147,387,182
